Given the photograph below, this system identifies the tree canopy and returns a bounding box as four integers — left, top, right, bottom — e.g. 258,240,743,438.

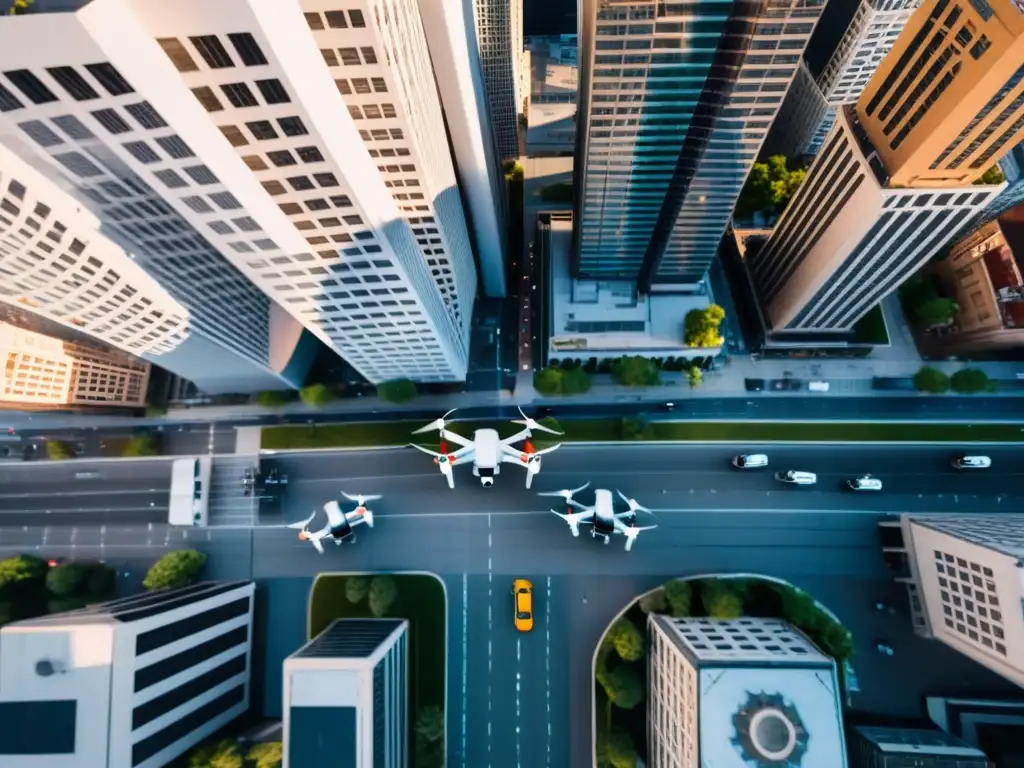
701,581,744,619
950,368,990,394
533,365,590,395
735,155,807,219
299,383,333,407
188,739,242,768
414,705,445,768
611,356,659,387
45,563,86,597
377,378,417,403
913,297,959,328
143,549,207,591
0,555,47,593
122,434,157,457
687,366,703,388
345,575,370,604
684,304,725,348
913,366,950,394
610,618,645,662
664,579,693,617
639,587,668,615
256,390,292,407
975,166,1005,185
246,742,283,768
599,664,644,710
368,575,398,617
46,442,71,461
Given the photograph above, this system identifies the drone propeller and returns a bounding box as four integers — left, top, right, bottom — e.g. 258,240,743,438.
412,408,458,435
623,525,657,552
538,482,591,501
512,406,565,436
550,508,588,537
341,491,382,507
616,490,653,515
409,443,456,488
286,510,317,531
361,509,375,528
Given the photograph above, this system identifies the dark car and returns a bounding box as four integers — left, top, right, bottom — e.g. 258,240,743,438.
74,441,86,457
745,378,765,392
770,379,803,391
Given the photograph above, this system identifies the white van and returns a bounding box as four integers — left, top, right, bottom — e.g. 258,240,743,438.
952,455,991,469
775,470,817,485
732,454,768,468
847,474,882,491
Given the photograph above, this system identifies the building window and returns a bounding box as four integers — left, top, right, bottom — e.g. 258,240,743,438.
349,9,366,27
221,82,259,108
84,63,134,95
3,69,58,104
267,149,297,167
18,120,63,148
90,108,131,134
339,48,362,66
255,79,290,104
287,176,315,191
52,115,93,140
155,135,195,159
154,169,188,189
331,195,352,207
325,10,348,28
371,77,387,92
184,165,219,185
181,195,213,213
125,101,168,129
209,220,234,235
0,82,24,112
296,146,324,163
348,105,364,120
156,38,199,72
246,120,278,140
228,33,269,66
191,86,224,112
190,35,235,68
321,49,339,67
262,180,287,196
218,125,249,147
123,140,161,164
381,104,396,118
54,152,103,178
305,198,330,211
46,66,100,101
277,116,308,137
336,79,352,95
361,47,377,64
233,216,261,232
243,154,268,171
314,173,339,187
304,12,324,29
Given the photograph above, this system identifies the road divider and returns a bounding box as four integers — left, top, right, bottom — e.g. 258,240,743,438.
260,417,1024,450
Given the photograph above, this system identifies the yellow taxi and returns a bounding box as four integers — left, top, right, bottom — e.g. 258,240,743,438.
513,578,533,632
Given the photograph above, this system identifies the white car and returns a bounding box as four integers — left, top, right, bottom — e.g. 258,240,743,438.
775,470,817,485
847,474,882,491
952,455,991,469
732,454,768,468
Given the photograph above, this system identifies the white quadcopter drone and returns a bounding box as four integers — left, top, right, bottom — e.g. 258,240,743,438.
287,491,381,553
409,407,563,488
539,483,658,551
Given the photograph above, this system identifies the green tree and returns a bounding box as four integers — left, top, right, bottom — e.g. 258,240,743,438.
377,378,417,403
189,739,243,768
345,575,370,604
687,366,703,388
8,0,36,16
562,365,591,395
122,434,157,457
413,705,445,768
368,575,398,617
0,555,47,593
951,368,991,394
143,549,207,591
620,417,653,441
85,563,116,598
599,664,644,711
664,579,693,617
47,596,87,614
533,366,565,395
610,618,645,662
299,383,333,407
815,620,854,661
913,366,950,394
777,587,825,630
255,390,292,407
46,442,71,461
606,727,639,768
913,297,959,328
701,580,743,619
736,155,807,218
246,742,283,768
975,166,1005,185
684,304,726,348
639,587,668,615
145,405,167,417
612,356,659,387
45,562,87,597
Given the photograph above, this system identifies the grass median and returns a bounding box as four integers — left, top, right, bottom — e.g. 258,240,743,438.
261,417,1024,449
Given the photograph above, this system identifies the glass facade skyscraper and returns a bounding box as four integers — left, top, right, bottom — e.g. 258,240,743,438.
573,0,826,291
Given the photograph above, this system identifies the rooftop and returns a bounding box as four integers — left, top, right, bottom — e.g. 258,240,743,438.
291,619,405,660
852,725,990,767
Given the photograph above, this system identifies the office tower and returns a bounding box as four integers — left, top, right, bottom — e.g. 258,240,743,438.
846,725,989,768
474,0,523,160
899,514,1024,688
759,60,828,160
0,322,149,408
283,618,408,768
419,0,509,298
0,580,255,768
0,0,477,385
574,0,826,292
647,615,847,768
805,0,921,157
0,142,313,394
933,205,1024,354
979,140,1024,222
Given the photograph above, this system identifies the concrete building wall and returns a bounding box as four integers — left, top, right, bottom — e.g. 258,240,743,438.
474,0,521,160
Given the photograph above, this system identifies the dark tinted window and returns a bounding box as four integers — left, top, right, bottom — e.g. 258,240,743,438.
228,33,268,66
84,63,134,95
46,67,99,101
3,70,57,104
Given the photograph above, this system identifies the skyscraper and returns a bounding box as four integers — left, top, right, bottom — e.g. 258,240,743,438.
747,0,1024,340
574,0,826,292
804,0,921,157
474,0,523,160
0,0,478,384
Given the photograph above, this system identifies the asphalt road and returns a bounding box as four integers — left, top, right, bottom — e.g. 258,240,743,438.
3,444,1023,766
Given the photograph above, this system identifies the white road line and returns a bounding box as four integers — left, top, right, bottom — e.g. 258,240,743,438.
0,506,170,516
0,488,165,499
461,573,468,768
354,506,918,521
487,513,493,768
207,423,216,454
516,635,522,768
546,576,552,768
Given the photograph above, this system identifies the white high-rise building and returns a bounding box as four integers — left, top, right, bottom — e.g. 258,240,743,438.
899,514,1024,689
0,141,313,394
804,0,921,157
474,0,522,160
0,580,255,768
0,0,477,384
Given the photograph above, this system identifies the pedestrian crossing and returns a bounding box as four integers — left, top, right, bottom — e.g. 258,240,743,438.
207,454,259,527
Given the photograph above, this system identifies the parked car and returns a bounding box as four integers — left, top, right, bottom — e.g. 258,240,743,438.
847,474,882,491
951,455,991,469
775,470,817,485
732,454,768,469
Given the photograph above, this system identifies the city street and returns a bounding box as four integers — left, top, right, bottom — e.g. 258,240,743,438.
1,444,1023,765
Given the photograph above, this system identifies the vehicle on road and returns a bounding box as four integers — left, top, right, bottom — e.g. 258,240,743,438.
513,578,533,632
168,456,212,527
808,381,830,392
539,483,658,551
73,441,86,457
287,491,381,554
658,402,675,411
243,467,255,496
732,454,768,469
74,471,100,480
952,455,991,470
410,406,563,489
775,470,817,485
847,474,882,491
876,642,894,656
